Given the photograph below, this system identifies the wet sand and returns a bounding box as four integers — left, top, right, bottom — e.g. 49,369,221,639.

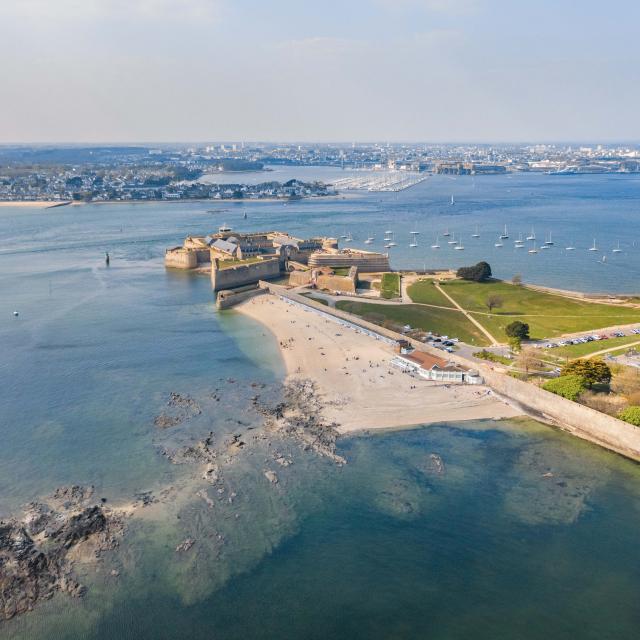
236,295,521,433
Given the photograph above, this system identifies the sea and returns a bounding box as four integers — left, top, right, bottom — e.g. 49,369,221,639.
1,171,640,639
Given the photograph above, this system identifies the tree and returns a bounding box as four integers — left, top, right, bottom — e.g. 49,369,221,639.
456,261,492,282
505,320,530,340
512,273,523,286
618,406,640,426
508,336,522,353
561,358,612,388
486,294,504,313
516,347,540,374
542,375,587,401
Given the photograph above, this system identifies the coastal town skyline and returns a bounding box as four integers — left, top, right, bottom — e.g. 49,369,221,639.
1,1,639,143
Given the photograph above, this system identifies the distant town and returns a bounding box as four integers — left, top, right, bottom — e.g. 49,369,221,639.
1,142,639,203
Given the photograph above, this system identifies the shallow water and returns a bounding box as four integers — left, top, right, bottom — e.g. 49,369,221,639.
2,176,640,638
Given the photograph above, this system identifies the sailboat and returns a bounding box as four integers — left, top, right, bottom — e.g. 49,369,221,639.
409,234,418,248
500,225,509,239
565,241,576,251
450,195,455,206
589,239,598,252
471,225,480,238
364,235,374,245
544,231,554,246
345,232,353,243
454,236,465,250
514,232,524,247
494,236,503,247
443,228,451,237
612,241,622,253
528,242,538,254
386,232,397,247
431,236,441,249
410,229,420,236
526,227,535,241
448,232,458,245
243,210,247,220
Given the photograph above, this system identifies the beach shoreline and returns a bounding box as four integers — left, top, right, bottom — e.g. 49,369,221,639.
235,294,521,434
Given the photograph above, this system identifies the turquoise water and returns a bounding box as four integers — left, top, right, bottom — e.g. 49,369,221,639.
2,174,640,638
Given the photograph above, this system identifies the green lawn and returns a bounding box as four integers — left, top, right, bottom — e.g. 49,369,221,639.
406,279,455,307
335,301,490,346
380,272,401,299
301,293,329,306
440,280,640,340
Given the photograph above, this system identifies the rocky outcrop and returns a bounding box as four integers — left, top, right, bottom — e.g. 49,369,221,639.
0,487,124,621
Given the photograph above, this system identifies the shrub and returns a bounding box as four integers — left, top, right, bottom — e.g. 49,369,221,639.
505,321,530,340
456,261,492,282
561,358,612,388
617,406,640,426
542,375,587,401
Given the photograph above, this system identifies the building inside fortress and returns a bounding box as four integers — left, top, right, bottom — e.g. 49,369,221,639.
165,228,391,291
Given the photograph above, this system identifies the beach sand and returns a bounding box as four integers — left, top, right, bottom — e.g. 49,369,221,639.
236,294,521,433
0,201,64,208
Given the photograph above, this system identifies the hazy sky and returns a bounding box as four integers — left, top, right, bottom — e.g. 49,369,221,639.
1,0,638,143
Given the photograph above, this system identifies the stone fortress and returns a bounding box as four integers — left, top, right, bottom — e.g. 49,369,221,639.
165,226,391,292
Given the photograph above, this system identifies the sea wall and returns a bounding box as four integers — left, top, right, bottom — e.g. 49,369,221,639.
212,258,281,291
260,283,640,462
216,286,266,310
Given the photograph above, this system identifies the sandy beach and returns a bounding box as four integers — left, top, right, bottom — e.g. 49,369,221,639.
0,201,65,208
236,294,521,433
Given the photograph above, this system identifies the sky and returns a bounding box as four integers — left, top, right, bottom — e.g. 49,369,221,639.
0,0,638,143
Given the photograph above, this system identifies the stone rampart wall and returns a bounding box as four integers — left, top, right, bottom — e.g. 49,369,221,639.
212,258,281,291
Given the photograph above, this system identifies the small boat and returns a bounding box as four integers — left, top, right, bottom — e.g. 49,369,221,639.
565,242,576,251
612,241,622,253
471,225,480,238
494,236,503,247
540,243,550,250
219,223,232,233
589,239,598,252
528,243,538,254
454,237,465,250
431,236,441,249
544,232,554,246
500,225,509,239
13,310,19,317
526,227,535,241
364,238,374,245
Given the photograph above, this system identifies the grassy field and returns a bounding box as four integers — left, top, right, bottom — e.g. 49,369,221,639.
406,279,455,307
380,272,401,299
335,301,489,346
439,280,640,340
